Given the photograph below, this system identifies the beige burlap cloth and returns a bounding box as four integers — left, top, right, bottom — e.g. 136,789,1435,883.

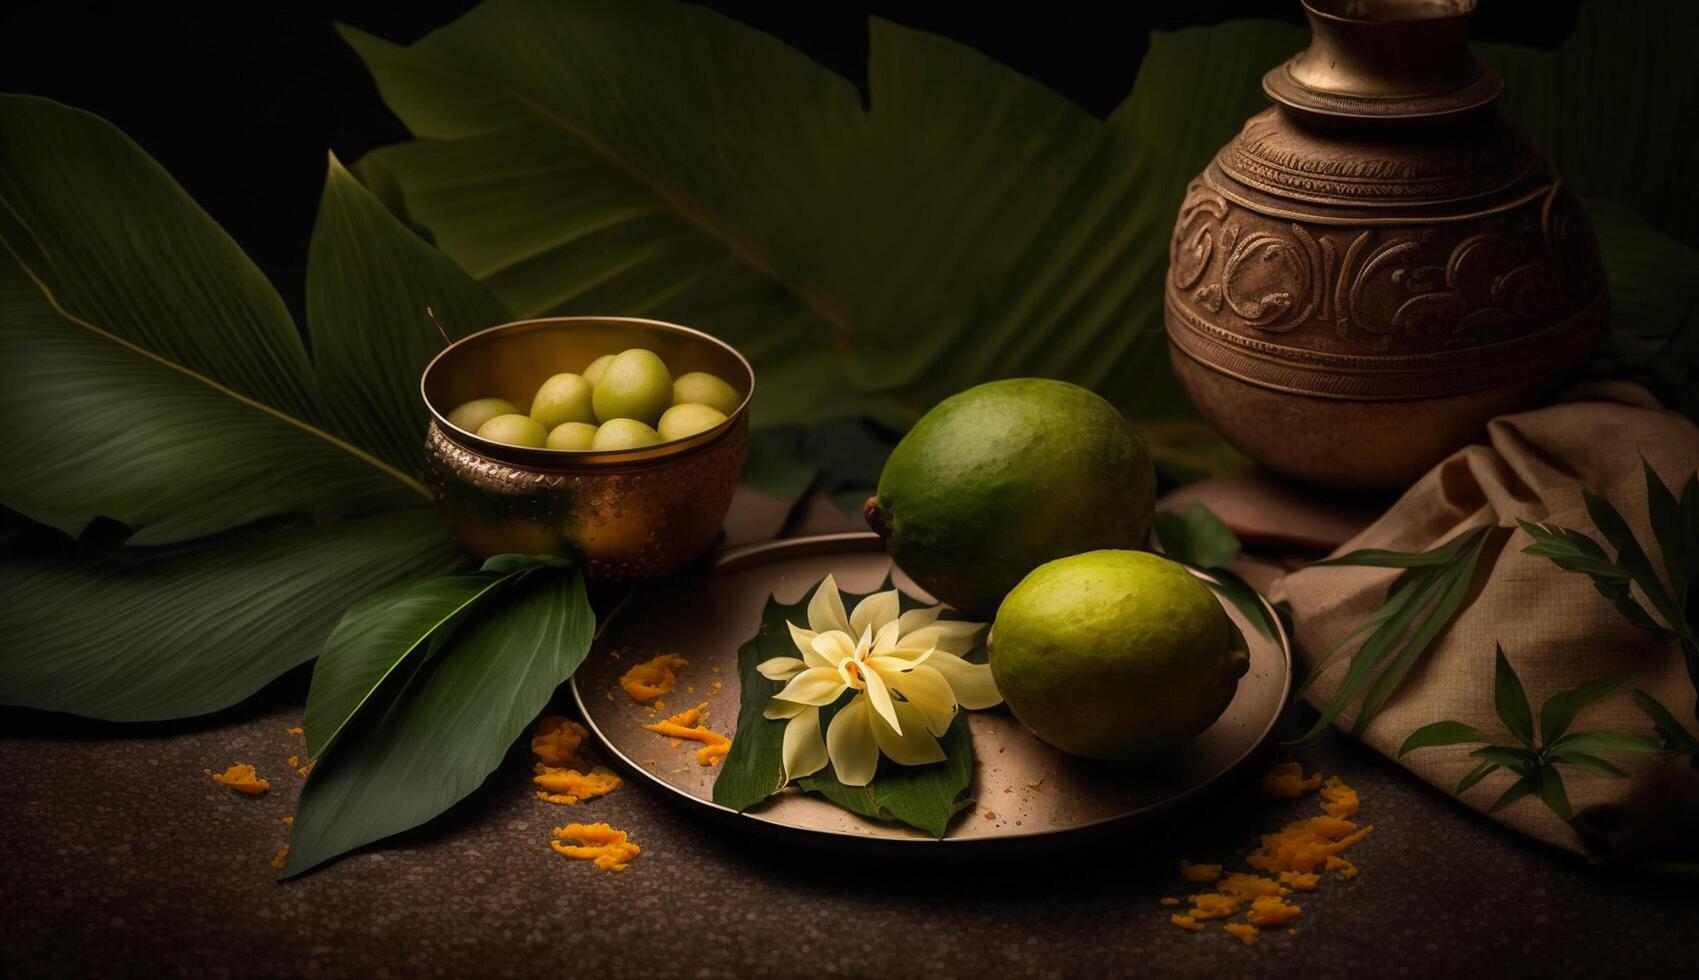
1264,383,1698,856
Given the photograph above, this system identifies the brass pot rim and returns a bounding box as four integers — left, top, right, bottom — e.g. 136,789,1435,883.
420,314,756,471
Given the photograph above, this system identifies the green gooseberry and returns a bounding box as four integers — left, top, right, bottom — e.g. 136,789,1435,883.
530,372,595,428
582,353,617,386
446,397,518,434
546,421,599,450
591,348,673,426
671,371,740,415
657,403,728,442
475,413,547,448
590,418,661,450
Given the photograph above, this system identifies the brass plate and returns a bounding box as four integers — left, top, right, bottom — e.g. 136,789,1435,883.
571,532,1291,851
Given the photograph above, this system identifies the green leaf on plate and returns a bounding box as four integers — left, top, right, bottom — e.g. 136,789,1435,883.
286,561,594,876
1153,502,1241,570
713,576,976,837
1396,721,1487,757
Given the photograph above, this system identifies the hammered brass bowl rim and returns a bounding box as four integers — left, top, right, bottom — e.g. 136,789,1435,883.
420,315,755,470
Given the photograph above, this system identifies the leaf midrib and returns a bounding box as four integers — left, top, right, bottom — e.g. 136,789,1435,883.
0,196,432,502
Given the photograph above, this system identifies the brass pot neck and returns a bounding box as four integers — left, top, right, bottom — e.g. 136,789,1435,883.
1264,0,1502,123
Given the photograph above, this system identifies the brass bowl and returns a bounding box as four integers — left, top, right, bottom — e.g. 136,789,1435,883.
420,316,753,580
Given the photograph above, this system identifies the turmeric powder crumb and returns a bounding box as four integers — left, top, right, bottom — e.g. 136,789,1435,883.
533,764,622,805
280,815,294,826
532,716,590,768
270,846,289,870
285,726,304,736
1320,776,1359,818
1245,895,1302,927
1168,770,1368,945
287,754,300,769
1261,761,1322,799
642,702,730,765
1180,860,1222,883
618,654,688,703
207,764,269,796
550,822,639,871
296,761,314,777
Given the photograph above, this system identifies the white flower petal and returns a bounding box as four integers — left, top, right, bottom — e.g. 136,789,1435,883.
901,619,985,655
873,700,946,766
927,651,1003,709
868,650,932,674
786,621,829,666
781,707,827,781
807,574,851,635
774,666,849,706
764,698,808,720
890,664,958,736
827,696,879,786
810,631,857,667
862,663,901,734
849,589,901,639
756,656,806,680
870,645,932,664
871,619,902,654
895,605,943,636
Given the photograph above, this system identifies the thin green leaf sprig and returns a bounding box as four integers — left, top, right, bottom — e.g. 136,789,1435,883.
1293,524,1497,742
1152,502,1280,644
285,553,595,875
1399,645,1664,820
1518,460,1699,743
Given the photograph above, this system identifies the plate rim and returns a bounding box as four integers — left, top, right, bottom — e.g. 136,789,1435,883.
570,531,1293,847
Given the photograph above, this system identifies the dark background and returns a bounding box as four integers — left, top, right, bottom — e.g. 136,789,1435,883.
0,1,1580,319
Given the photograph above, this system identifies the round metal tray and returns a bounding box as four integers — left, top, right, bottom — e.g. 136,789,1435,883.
572,532,1291,852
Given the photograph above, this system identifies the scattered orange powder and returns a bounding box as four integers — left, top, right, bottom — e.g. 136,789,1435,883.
270,846,289,870
1167,766,1369,943
534,764,622,805
285,726,303,736
641,702,731,766
280,815,294,826
550,823,639,871
1261,761,1322,799
1180,860,1222,883
1320,776,1359,818
1245,895,1302,927
287,755,300,769
532,716,591,769
1160,898,1181,907
618,654,688,703
296,760,314,777
208,764,269,796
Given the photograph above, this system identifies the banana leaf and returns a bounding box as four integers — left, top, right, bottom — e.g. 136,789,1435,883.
0,94,512,721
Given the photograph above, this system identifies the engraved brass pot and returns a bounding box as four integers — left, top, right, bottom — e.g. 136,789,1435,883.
1164,0,1606,490
420,316,752,580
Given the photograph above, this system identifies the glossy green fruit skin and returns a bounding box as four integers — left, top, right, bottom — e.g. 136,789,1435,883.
582,353,616,386
475,413,547,448
446,397,518,434
671,372,740,415
871,378,1155,617
990,550,1244,762
529,373,595,428
592,349,673,426
590,418,661,450
545,421,599,450
657,403,727,442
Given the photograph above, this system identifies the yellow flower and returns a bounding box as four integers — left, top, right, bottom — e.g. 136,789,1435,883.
756,574,999,787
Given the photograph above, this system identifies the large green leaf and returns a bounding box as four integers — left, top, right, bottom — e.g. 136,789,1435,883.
0,509,460,722
340,0,1248,460
0,96,427,545
285,563,594,876
306,155,513,474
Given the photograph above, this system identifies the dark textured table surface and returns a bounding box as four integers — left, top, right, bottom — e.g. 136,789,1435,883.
3,494,1696,979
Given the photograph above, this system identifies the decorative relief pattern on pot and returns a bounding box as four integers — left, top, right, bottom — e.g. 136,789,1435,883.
1168,177,1602,352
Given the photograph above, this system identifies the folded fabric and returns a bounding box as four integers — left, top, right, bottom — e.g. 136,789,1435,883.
1270,382,1698,857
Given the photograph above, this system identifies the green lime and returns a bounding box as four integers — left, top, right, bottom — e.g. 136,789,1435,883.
592,349,673,426
657,403,727,441
529,373,595,428
446,397,518,434
590,418,661,450
672,371,741,415
990,550,1246,762
475,413,547,448
546,421,599,450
